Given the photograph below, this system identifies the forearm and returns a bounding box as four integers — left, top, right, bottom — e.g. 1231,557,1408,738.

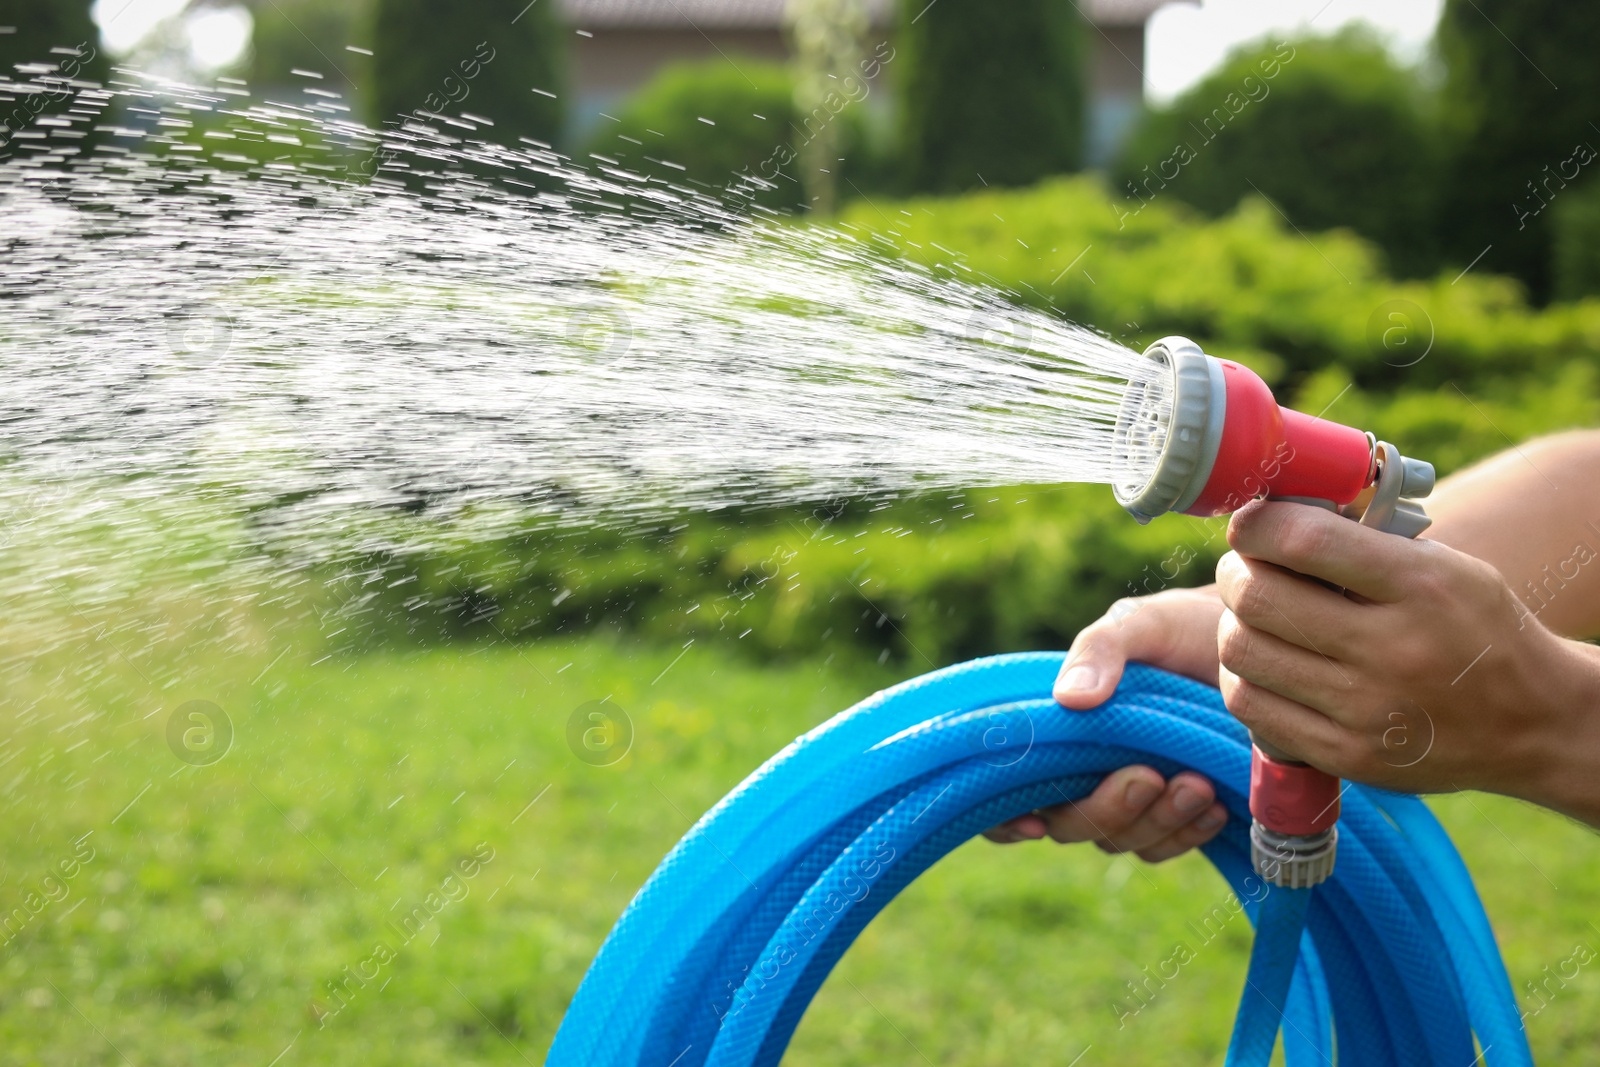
1422,430,1600,639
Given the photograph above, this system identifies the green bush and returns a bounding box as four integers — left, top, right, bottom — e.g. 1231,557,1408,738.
896,0,1086,194
1111,31,1439,278
1552,182,1600,301
581,59,806,212
839,174,1600,396
320,484,1228,667
370,0,563,146
1436,0,1600,300
319,176,1600,666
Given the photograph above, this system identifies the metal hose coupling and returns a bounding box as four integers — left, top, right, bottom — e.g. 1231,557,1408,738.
1110,336,1437,888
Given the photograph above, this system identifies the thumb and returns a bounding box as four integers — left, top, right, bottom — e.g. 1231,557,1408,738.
1054,603,1141,710
1055,589,1220,710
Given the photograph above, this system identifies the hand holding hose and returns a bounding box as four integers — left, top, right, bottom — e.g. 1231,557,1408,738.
989,429,1600,861
983,586,1232,859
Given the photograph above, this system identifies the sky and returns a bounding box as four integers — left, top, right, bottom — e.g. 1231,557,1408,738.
1145,0,1447,102
89,0,1448,91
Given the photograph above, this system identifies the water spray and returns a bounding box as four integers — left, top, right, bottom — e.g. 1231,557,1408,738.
1110,336,1436,888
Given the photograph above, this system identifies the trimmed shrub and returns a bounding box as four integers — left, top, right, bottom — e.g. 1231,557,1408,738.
838,174,1600,396
581,59,805,212
1111,30,1439,278
896,0,1087,194
370,0,563,146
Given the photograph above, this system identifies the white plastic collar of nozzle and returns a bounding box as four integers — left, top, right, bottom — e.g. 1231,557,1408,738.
1113,336,1227,524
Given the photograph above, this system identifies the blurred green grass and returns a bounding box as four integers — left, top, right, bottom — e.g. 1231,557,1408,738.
4,635,1598,1065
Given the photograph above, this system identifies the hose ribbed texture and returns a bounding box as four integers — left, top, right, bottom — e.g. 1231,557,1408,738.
547,653,1531,1067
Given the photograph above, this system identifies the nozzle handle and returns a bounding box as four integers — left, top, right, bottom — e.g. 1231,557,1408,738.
1250,442,1433,886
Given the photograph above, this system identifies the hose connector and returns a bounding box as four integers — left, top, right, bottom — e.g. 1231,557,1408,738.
1251,824,1337,889
1249,744,1342,887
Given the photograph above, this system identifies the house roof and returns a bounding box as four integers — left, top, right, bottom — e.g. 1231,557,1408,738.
558,0,1174,31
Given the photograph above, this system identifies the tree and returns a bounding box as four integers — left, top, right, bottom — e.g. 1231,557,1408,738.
786,0,869,214
0,0,107,160
369,0,564,147
0,0,102,76
248,0,372,100
1436,0,1600,300
896,0,1086,194
1110,31,1439,278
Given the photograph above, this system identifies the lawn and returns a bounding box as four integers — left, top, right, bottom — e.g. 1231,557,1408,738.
3,632,1599,1066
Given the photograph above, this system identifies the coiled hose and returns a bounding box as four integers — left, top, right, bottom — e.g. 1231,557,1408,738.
548,654,1531,1066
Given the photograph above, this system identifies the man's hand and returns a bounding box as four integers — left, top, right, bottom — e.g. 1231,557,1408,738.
1216,500,1600,821
984,587,1231,861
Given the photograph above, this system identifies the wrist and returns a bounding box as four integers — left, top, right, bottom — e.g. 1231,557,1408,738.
1517,637,1600,828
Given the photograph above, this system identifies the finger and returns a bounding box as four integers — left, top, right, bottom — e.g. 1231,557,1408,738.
1036,765,1165,843
1135,803,1229,864
1053,608,1150,711
1227,500,1410,602
982,813,1048,844
1216,611,1359,724
1055,589,1221,710
1219,665,1357,772
1095,772,1218,854
1215,552,1363,658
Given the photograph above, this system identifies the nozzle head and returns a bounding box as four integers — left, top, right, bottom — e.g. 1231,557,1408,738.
1112,337,1378,522
1111,337,1226,523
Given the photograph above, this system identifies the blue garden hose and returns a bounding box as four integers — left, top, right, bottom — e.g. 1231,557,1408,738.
548,653,1531,1066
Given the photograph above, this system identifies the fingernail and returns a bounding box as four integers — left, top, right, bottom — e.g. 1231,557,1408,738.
1060,664,1099,693
1197,809,1226,831
1172,784,1208,815
1124,778,1160,809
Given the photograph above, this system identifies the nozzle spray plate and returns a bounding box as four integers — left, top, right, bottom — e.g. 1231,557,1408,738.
1112,337,1226,523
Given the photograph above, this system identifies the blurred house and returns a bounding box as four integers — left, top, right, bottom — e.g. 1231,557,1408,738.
558,0,1174,164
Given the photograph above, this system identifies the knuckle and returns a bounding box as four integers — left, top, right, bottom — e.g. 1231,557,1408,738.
1280,516,1332,566
1148,804,1190,833
1226,502,1263,547
1466,554,1512,602
1222,676,1262,724
1402,561,1448,601
1068,621,1117,659
1101,596,1143,626
1230,573,1272,623
1328,736,1371,779
1040,809,1091,843
1215,551,1244,590
1216,616,1256,672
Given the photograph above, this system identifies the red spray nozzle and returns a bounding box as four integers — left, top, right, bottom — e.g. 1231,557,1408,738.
1109,336,1437,888
1112,337,1432,528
